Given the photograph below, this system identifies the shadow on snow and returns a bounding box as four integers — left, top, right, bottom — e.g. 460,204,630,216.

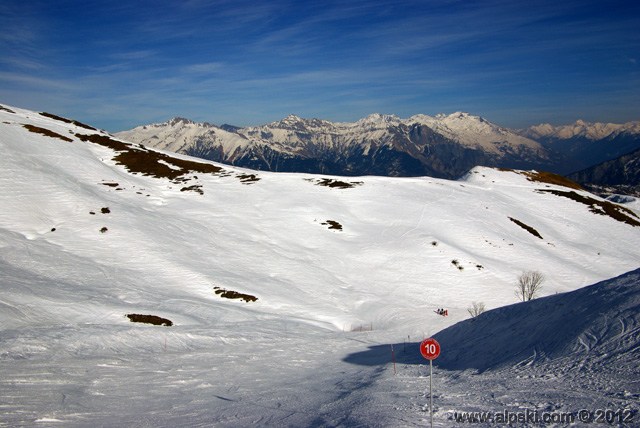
343,268,640,373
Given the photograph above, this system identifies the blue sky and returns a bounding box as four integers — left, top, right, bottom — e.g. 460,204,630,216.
1,0,639,131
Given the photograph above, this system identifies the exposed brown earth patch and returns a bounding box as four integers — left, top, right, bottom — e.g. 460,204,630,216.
213,286,258,302
321,220,343,230
126,313,173,326
23,124,73,142
523,171,583,190
236,173,261,184
0,105,16,113
499,168,583,190
306,178,363,189
39,112,97,130
75,133,226,185
508,217,543,239
181,184,203,194
536,189,640,227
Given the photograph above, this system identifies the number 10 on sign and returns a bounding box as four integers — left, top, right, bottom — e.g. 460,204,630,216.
420,339,440,360
420,338,441,428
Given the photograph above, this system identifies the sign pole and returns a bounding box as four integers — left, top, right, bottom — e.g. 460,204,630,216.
430,359,433,428
420,338,441,428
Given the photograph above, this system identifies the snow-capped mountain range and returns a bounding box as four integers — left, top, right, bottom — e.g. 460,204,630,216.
522,119,640,177
2,102,640,425
117,113,640,179
522,119,640,141
116,112,550,179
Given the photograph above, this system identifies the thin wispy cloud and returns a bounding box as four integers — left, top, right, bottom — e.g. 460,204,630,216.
0,72,79,91
0,56,47,71
109,50,158,61
0,0,638,130
182,62,225,75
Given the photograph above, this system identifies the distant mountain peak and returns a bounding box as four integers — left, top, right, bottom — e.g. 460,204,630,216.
273,114,318,127
449,111,472,118
219,123,241,133
267,114,336,132
366,112,399,120
355,113,401,127
163,117,220,129
282,114,303,122
443,111,488,123
167,117,194,126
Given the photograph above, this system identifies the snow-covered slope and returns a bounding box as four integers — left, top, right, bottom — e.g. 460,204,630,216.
2,102,640,426
434,268,640,372
344,270,640,425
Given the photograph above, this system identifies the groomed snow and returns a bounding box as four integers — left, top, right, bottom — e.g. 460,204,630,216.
1,103,639,426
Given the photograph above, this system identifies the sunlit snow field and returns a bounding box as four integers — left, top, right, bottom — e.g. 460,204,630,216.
1,104,639,426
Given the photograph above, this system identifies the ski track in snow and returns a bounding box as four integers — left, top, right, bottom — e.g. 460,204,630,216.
1,104,640,427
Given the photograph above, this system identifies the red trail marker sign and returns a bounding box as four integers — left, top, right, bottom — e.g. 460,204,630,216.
420,338,441,428
420,337,441,360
